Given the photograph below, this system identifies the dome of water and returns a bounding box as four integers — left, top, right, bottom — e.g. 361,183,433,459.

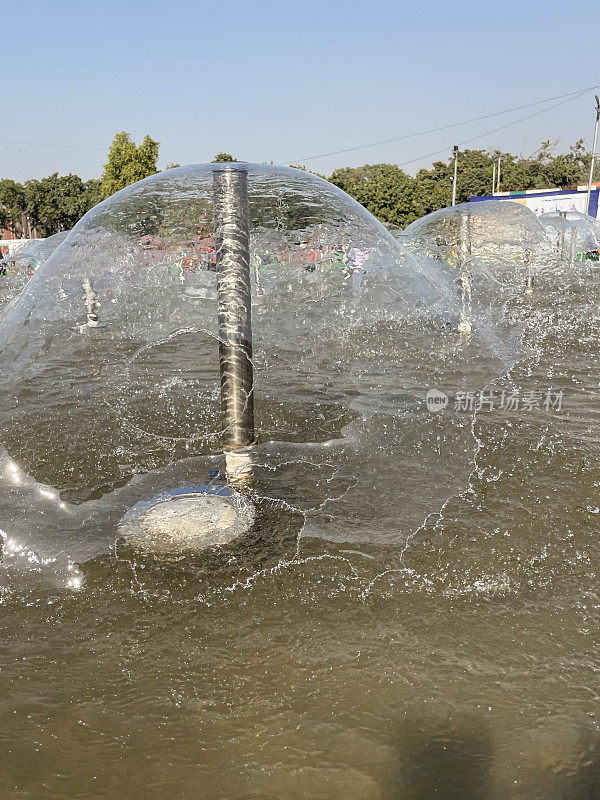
539,210,600,255
0,163,517,582
0,230,70,310
402,200,548,265
3,230,70,269
400,200,555,308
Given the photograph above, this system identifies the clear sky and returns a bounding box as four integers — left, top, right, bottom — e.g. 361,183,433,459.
2,0,599,181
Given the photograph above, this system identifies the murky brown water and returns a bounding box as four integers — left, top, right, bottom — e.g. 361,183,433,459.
1,247,600,799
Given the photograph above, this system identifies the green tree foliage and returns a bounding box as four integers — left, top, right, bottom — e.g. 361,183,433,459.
101,132,160,199
412,159,454,217
23,174,102,237
82,178,103,211
334,141,599,228
330,163,419,228
0,179,26,235
509,139,590,188
2,138,598,239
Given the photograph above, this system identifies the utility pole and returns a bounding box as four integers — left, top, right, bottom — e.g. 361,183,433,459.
585,95,600,216
496,156,502,193
492,162,496,195
452,145,459,206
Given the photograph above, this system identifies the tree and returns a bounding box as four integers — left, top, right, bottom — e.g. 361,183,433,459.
23,174,101,237
412,159,453,217
451,149,495,201
2,137,596,240
411,149,497,215
535,139,590,187
101,132,160,199
408,141,597,224
330,163,419,227
0,179,26,235
82,178,103,212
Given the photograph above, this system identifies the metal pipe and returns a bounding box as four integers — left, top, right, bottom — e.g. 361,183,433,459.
458,212,472,259
524,249,534,294
213,166,255,478
585,95,600,216
569,233,577,268
557,210,566,261
79,277,101,332
456,212,472,335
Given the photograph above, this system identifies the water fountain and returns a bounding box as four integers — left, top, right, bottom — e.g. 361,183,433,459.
401,201,550,308
0,230,70,309
0,163,516,584
1,166,599,800
538,209,600,266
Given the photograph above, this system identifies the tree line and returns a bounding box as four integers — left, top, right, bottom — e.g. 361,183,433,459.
1,133,597,238
329,139,598,228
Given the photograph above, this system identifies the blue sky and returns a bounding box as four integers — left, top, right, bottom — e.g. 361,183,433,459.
2,0,599,181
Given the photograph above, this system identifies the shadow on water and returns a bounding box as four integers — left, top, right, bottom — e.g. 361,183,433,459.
383,708,600,800
384,707,493,800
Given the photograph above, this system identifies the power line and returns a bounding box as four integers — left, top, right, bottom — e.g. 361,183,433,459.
0,137,105,152
279,83,600,166
396,87,594,168
1,83,598,165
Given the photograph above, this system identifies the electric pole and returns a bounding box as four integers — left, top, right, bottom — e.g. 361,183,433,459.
496,156,502,193
452,145,459,206
585,95,600,216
